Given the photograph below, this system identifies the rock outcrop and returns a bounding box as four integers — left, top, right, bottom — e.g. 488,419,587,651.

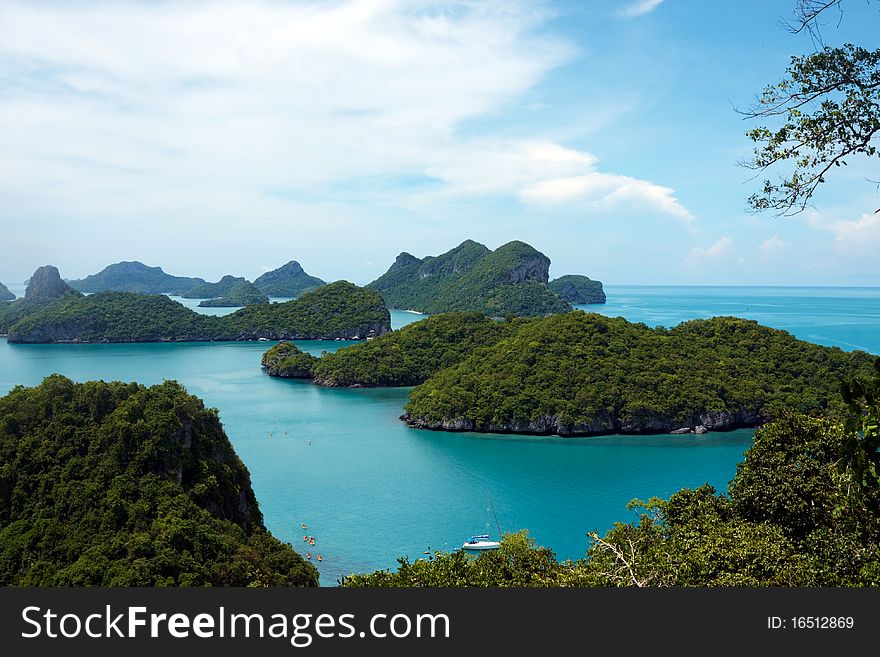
25,265,75,300
401,408,763,437
388,252,421,272
367,239,571,316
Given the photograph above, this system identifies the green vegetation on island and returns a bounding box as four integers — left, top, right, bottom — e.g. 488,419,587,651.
402,313,875,435
7,292,221,342
0,375,318,586
69,261,205,295
549,275,606,304
222,281,390,341
0,266,83,334
312,312,524,387
3,269,391,343
0,282,14,302
345,365,880,586
197,280,269,307
253,261,326,298
182,275,259,299
261,342,318,378
367,240,572,317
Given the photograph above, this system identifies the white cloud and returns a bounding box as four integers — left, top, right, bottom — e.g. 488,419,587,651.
803,211,880,257
759,234,791,256
0,0,699,285
688,236,733,264
520,171,692,220
0,0,693,227
828,213,880,255
0,1,572,212
619,0,664,18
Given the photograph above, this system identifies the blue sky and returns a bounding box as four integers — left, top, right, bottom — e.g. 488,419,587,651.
1,0,878,287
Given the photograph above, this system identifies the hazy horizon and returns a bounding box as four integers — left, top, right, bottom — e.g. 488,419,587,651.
7,251,880,293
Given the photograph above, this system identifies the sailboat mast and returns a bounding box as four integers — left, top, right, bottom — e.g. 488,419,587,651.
489,498,502,537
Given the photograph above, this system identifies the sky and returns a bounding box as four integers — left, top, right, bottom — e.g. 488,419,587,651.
1,0,879,287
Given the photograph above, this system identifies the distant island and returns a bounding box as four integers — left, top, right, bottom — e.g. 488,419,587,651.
253,261,326,297
182,274,253,298
69,261,205,295
366,239,576,316
190,278,270,307
549,275,606,304
0,375,318,586
0,281,14,302
0,266,390,343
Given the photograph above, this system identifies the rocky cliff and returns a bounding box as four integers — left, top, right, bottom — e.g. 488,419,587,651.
367,239,571,316
401,407,763,436
25,265,76,300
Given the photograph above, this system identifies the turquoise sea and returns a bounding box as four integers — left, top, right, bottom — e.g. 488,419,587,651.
1,286,878,585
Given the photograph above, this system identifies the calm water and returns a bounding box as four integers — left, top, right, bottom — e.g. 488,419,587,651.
586,285,880,354
1,287,877,585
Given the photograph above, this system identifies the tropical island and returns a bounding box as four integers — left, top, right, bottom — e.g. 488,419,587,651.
0,266,390,343
0,375,318,586
68,260,206,295
262,309,875,437
402,313,874,435
366,239,576,316
253,260,326,297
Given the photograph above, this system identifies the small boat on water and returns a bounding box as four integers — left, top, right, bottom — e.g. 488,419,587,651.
316,555,323,562
461,498,502,552
301,523,308,529
462,534,501,551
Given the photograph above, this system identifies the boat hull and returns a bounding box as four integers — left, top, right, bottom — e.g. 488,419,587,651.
461,541,500,551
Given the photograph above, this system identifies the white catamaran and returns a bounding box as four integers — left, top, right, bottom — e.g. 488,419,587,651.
462,499,502,551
